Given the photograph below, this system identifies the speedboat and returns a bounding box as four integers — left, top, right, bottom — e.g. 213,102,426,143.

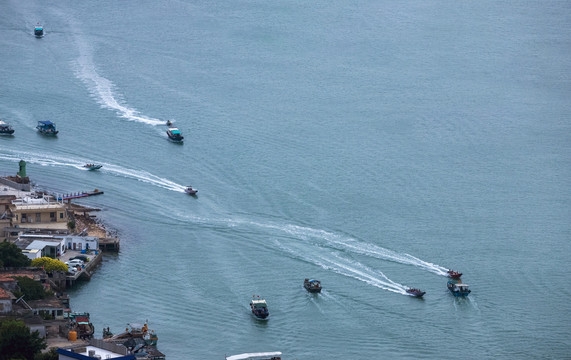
34,23,43,37
447,281,471,297
250,296,269,320
304,278,322,293
36,120,58,135
447,270,462,279
406,288,426,298
0,120,14,135
185,186,198,195
84,164,102,170
166,127,184,142
226,352,282,360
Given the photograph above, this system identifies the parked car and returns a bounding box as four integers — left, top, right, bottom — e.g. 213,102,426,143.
67,266,78,274
66,259,84,267
71,255,89,262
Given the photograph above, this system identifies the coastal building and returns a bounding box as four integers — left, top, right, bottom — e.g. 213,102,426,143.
57,342,136,360
15,235,66,258
26,297,67,320
9,196,69,231
15,234,99,256
0,287,14,313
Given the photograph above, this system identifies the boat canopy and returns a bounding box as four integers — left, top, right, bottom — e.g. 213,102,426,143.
170,130,181,134
226,352,282,360
307,279,319,283
251,300,267,308
38,121,54,126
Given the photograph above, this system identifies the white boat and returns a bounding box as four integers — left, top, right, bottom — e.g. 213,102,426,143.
250,296,269,320
226,352,282,360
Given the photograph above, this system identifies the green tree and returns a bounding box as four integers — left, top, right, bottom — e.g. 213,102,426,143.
0,241,30,268
0,320,46,360
14,277,46,301
31,257,67,272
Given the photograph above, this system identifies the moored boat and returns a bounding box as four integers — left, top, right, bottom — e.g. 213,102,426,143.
166,127,184,142
303,278,322,293
185,186,198,195
34,23,43,37
406,288,426,297
0,120,14,135
65,311,94,340
250,296,269,320
83,164,102,170
447,270,462,279
447,281,471,297
36,120,58,135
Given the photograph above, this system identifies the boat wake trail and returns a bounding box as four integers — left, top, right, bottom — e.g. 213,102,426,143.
0,150,186,193
249,221,449,276
70,25,164,126
276,240,408,295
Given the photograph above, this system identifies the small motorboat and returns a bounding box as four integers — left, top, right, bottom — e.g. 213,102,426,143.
0,120,15,135
447,281,471,297
303,278,322,293
166,127,184,142
250,296,269,320
447,270,462,279
34,23,43,37
84,164,102,170
185,186,198,195
36,120,58,135
406,288,426,298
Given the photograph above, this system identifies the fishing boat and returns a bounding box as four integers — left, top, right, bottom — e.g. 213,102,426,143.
36,120,58,135
447,281,471,297
406,288,426,298
226,352,282,360
250,296,269,320
104,322,158,347
166,127,184,142
65,312,94,340
303,278,322,293
83,164,102,170
0,120,14,135
185,186,198,195
34,23,43,37
447,270,462,279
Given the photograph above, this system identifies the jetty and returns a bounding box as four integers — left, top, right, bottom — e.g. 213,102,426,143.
55,189,104,202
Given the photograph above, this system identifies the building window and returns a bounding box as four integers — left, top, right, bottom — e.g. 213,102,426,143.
50,212,56,222
21,214,27,223
59,212,64,219
36,213,41,222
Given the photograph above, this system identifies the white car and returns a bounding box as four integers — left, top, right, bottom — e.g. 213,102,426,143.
67,266,78,273
66,259,84,267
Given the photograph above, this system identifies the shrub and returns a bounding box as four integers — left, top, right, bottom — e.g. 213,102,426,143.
31,258,67,273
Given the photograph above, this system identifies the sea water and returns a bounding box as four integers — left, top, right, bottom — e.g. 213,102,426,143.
1,0,570,358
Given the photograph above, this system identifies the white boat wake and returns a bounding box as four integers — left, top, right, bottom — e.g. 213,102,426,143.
0,150,186,193
70,23,165,126
276,240,408,295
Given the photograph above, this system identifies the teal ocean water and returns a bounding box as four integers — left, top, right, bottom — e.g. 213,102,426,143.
1,1,570,358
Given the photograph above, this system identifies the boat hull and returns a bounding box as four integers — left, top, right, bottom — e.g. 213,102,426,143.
304,285,322,293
